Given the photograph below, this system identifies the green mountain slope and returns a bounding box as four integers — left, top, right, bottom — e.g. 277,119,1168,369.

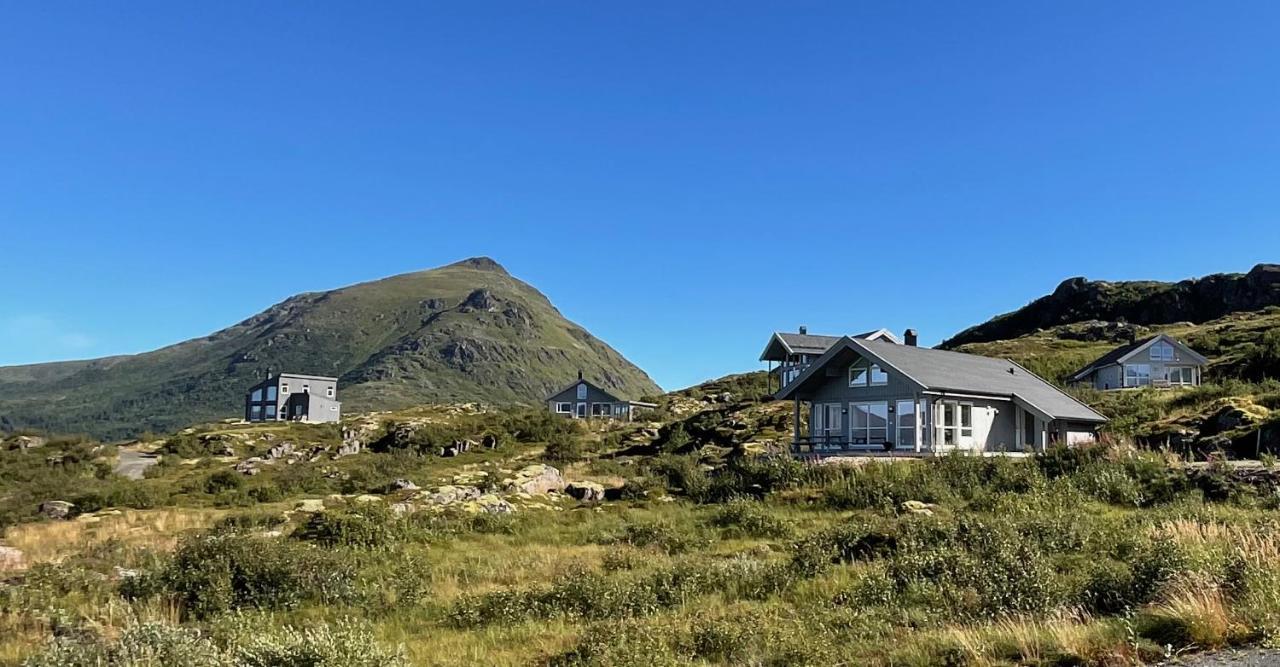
942,264,1280,348
0,257,660,439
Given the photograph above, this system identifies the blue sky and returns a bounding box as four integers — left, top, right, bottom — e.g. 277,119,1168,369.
2,2,1279,391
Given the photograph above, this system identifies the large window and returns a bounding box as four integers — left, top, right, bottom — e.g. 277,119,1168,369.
812,403,843,441
849,361,889,387
940,403,973,446
250,405,262,421
896,400,916,449
555,402,572,414
1124,364,1152,387
850,402,889,444
576,383,588,400
251,389,262,402
1150,341,1175,361
592,403,613,416
1167,367,1193,385
266,386,277,401
265,405,276,419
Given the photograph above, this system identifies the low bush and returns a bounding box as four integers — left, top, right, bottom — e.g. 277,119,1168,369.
708,500,791,538
122,533,358,619
23,622,230,667
292,503,409,549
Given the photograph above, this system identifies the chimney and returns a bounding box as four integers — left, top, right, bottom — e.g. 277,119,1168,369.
578,369,583,381
799,325,808,335
904,329,918,347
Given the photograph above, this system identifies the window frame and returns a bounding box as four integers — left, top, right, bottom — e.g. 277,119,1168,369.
1149,341,1175,361
1124,363,1152,387
849,401,889,445
555,402,573,414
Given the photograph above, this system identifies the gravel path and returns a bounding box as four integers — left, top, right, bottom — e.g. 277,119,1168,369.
114,447,159,480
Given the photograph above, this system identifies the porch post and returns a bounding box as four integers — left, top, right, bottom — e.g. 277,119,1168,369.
914,397,923,454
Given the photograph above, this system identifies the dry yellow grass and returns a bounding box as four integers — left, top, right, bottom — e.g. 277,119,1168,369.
2,508,222,564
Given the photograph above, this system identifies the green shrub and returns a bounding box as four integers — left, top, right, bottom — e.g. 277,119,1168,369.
213,510,289,533
291,503,408,549
543,438,586,464
708,500,791,538
123,533,357,619
233,618,409,667
23,622,231,667
204,469,244,495
613,519,709,555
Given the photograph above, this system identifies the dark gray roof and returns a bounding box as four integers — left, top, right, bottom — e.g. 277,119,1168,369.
1068,334,1208,382
761,328,900,361
544,378,624,403
778,337,1107,423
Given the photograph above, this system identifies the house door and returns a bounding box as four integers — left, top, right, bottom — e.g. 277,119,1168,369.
937,402,976,452
576,403,587,418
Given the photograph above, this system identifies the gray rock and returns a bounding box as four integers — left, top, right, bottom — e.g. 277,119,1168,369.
390,478,419,491
504,464,565,495
235,457,265,475
8,435,47,450
266,442,295,460
39,500,74,520
335,441,361,458
422,485,482,506
566,481,606,502
0,546,26,571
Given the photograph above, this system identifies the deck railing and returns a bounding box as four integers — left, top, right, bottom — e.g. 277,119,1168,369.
790,435,912,456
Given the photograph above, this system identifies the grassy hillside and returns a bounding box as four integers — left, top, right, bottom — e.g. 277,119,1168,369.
5,386,1280,665
0,258,659,440
943,263,1280,348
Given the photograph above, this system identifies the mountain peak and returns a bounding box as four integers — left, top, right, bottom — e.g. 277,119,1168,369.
447,256,509,275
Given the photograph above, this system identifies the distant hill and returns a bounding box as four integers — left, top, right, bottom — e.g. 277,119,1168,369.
0,257,660,439
942,264,1280,349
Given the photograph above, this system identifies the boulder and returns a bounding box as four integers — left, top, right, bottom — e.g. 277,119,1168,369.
390,478,420,491
389,502,415,516
8,435,47,450
215,442,236,457
422,485,482,506
0,546,26,572
565,481,606,502
462,494,515,515
266,442,295,460
335,440,361,458
901,500,935,516
235,457,265,475
504,464,565,495
39,500,74,520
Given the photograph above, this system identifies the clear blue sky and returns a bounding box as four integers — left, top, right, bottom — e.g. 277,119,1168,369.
2,3,1279,391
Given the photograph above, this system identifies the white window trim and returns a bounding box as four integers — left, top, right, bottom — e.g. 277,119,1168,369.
281,384,290,393
849,401,890,445
849,361,888,387
1124,363,1152,387
555,402,572,414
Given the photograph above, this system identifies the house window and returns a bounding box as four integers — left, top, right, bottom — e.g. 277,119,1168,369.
1167,367,1193,385
940,402,972,445
303,384,310,394
266,386,277,401
250,405,262,421
896,400,916,449
576,383,588,400
849,361,887,387
850,402,889,445
294,404,304,417
1124,364,1152,387
326,387,334,398
281,384,289,393
251,389,262,402
812,403,843,442
960,404,973,438
592,403,613,416
555,402,572,414
265,405,276,419
1150,341,1175,361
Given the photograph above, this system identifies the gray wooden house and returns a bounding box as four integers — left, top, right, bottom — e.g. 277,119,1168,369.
760,326,903,392
773,331,1106,458
547,373,656,421
244,373,341,423
1068,334,1207,390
